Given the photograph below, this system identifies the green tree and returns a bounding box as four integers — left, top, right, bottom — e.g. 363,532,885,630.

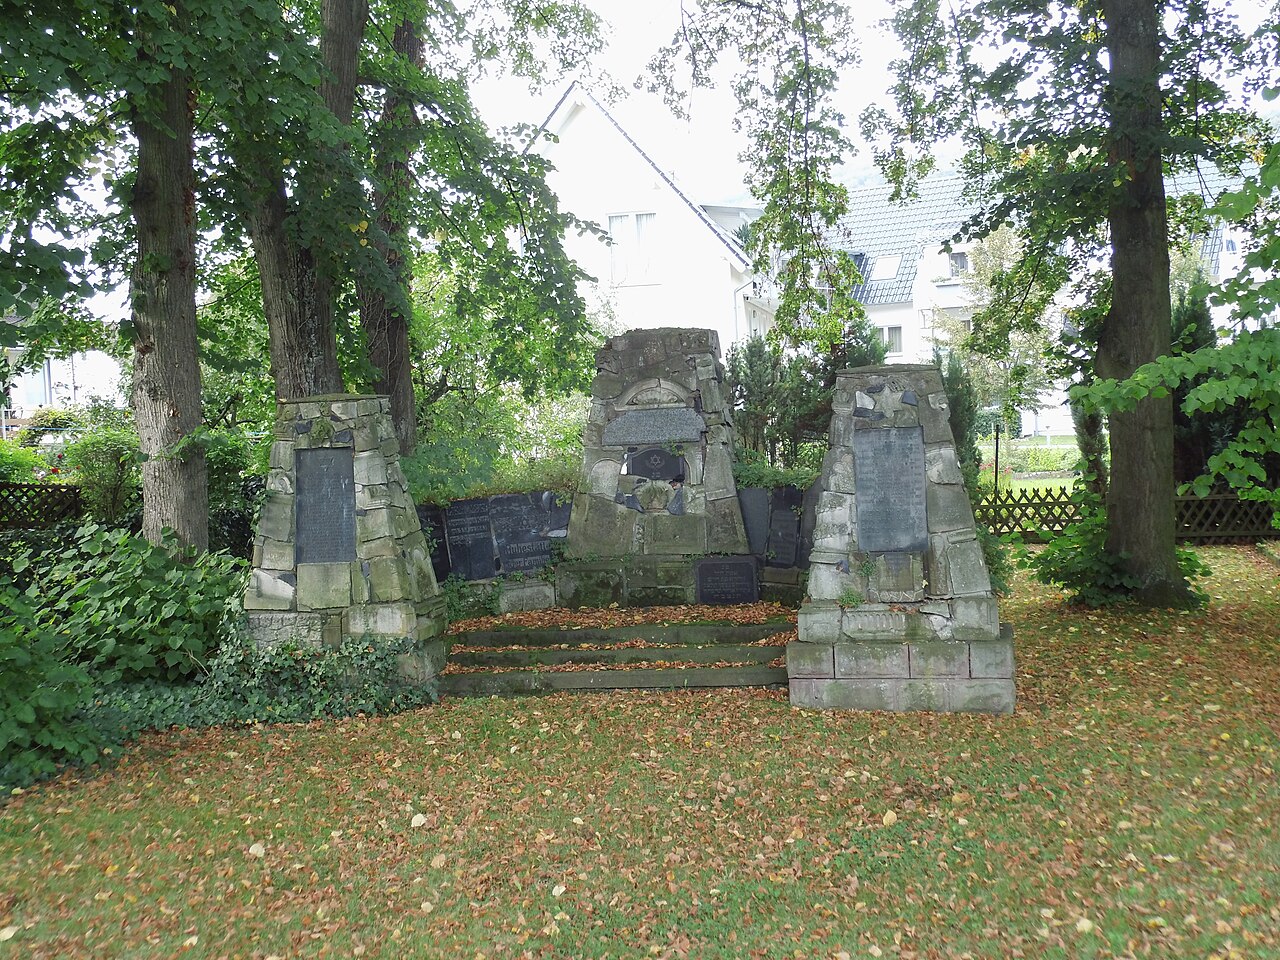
867,0,1263,604
646,0,875,349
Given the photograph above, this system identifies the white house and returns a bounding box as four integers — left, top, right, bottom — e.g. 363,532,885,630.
532,82,776,352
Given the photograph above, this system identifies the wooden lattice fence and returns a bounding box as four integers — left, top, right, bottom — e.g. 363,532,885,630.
0,482,84,530
975,486,1279,543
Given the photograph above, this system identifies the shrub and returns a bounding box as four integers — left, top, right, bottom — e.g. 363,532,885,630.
62,427,141,524
732,447,820,490
0,439,43,481
1,584,103,791
13,407,84,447
12,525,246,683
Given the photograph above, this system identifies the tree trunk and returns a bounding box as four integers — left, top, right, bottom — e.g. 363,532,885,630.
246,169,344,400
1098,0,1189,604
130,63,208,551
359,17,420,454
242,0,368,402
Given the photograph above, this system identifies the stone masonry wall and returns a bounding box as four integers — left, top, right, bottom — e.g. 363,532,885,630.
243,395,447,682
787,366,1015,713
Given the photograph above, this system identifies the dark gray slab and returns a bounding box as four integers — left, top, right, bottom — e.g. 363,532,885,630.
694,556,760,605
602,407,705,446
626,446,686,480
738,487,771,557
415,503,451,582
491,492,553,575
853,426,929,552
295,448,356,564
440,665,788,697
547,493,572,538
445,498,497,580
767,485,804,568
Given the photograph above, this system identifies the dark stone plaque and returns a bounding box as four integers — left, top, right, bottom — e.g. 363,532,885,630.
415,503,451,583
547,492,572,538
766,485,803,568
738,487,770,557
852,426,929,552
490,493,552,575
626,446,686,480
694,557,760,605
445,498,497,580
602,407,705,446
295,448,356,564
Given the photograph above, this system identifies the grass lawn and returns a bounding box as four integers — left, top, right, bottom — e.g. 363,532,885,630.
3,547,1279,959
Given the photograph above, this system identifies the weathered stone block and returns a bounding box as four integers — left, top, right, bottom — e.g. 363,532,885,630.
354,450,388,486
244,569,295,611
345,601,417,637
925,445,962,484
645,513,707,555
834,641,909,678
367,556,412,602
899,678,950,711
909,640,970,678
950,678,1015,714
588,457,622,497
951,595,1000,642
565,494,637,558
840,608,909,640
296,562,354,610
925,533,950,598
798,600,841,643
556,562,625,608
266,471,294,495
868,553,924,603
497,579,557,613
268,440,294,473
947,538,992,597
969,637,1015,679
259,538,294,571
806,562,851,601
357,535,399,560
257,492,294,543
786,641,835,678
826,450,856,494
705,497,749,553
246,611,324,648
357,508,396,542
926,483,973,534
789,678,897,711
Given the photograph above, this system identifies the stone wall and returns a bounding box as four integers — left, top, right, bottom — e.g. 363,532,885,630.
787,366,1015,713
243,395,447,682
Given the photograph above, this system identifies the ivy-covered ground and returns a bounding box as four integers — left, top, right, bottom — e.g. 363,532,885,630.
2,546,1279,959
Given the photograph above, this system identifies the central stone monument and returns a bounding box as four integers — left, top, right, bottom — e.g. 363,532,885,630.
561,327,753,606
242,394,448,684
787,365,1015,713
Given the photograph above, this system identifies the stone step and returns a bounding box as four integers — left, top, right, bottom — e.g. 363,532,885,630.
439,665,789,698
452,620,792,649
450,643,783,669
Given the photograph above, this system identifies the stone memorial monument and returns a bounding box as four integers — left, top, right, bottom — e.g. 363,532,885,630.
787,365,1015,713
561,327,753,606
242,395,448,682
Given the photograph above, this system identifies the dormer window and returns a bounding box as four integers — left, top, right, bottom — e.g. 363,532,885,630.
869,255,902,281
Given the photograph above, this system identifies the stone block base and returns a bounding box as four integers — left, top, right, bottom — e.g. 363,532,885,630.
555,558,696,608
789,677,1015,714
497,579,557,613
785,624,1015,713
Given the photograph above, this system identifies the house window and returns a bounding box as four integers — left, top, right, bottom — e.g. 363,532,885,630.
869,255,902,281
608,212,656,285
881,326,903,355
948,251,970,277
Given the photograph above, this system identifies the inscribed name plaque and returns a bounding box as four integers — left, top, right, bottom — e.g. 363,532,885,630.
294,448,356,564
602,407,705,446
445,498,497,580
852,427,929,552
626,447,685,481
490,493,553,575
694,557,760,605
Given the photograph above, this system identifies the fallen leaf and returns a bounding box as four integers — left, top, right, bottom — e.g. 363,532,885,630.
881,810,898,827
247,843,265,858
430,853,448,869
1076,918,1094,933
552,884,566,897
411,814,428,828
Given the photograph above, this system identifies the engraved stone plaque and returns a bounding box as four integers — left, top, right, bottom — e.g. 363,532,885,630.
694,556,759,605
445,498,497,580
490,493,552,575
295,448,356,564
852,426,929,552
626,447,686,481
602,407,705,446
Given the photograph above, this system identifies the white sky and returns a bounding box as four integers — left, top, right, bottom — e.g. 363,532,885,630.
469,0,903,206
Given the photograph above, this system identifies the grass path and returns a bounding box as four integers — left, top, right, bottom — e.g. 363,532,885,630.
2,547,1278,959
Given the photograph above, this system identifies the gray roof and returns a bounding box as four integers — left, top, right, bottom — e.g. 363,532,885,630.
829,175,975,306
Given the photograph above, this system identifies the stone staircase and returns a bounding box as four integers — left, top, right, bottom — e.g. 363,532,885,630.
438,620,792,697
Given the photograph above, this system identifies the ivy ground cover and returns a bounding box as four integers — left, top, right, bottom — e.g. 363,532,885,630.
2,547,1278,959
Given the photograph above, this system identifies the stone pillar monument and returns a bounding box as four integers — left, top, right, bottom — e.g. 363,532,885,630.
242,395,448,681
560,327,753,606
787,366,1015,713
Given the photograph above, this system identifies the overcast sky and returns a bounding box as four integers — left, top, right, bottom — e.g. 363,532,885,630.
469,0,903,206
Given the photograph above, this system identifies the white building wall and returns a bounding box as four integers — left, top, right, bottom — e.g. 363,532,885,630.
5,349,123,415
